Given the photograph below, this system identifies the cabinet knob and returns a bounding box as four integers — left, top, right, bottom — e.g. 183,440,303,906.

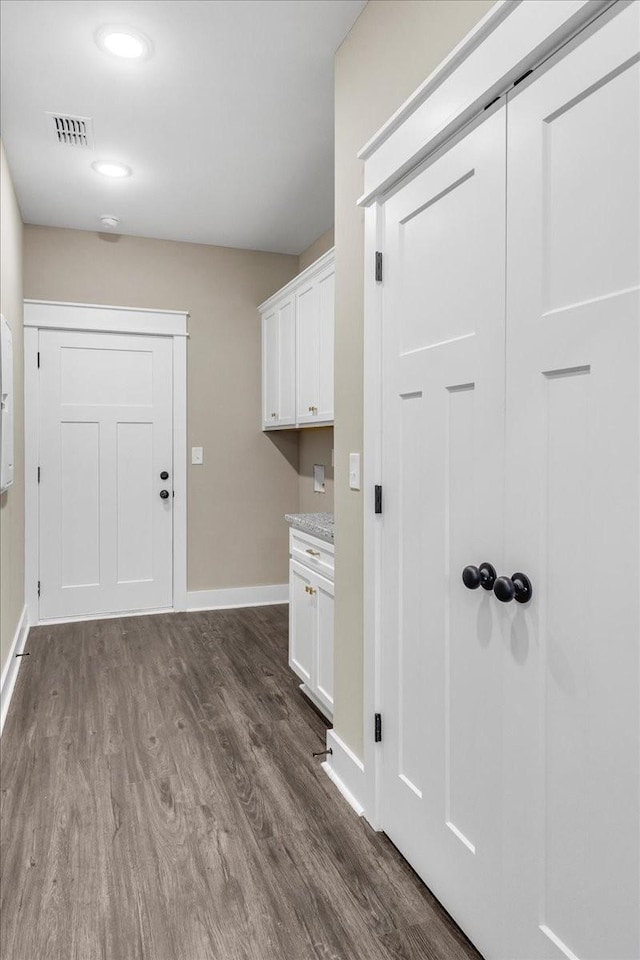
306,548,321,557
305,585,316,595
308,405,318,415
271,412,277,419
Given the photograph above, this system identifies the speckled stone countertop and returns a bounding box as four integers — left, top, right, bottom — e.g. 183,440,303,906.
285,512,334,544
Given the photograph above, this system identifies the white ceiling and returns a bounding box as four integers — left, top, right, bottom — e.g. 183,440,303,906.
0,0,365,253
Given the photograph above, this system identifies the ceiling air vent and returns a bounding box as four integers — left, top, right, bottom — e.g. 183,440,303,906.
47,113,94,148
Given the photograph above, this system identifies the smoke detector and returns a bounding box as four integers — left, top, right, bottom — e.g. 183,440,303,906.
99,215,120,230
47,113,94,148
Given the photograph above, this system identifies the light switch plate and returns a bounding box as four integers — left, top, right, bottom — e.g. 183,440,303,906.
349,452,361,490
191,446,204,465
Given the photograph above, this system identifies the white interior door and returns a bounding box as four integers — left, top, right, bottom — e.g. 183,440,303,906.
39,329,174,620
503,7,640,958
379,108,507,958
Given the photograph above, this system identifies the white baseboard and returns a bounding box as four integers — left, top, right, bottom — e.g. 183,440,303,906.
0,605,30,736
38,606,173,626
186,583,288,612
322,729,365,817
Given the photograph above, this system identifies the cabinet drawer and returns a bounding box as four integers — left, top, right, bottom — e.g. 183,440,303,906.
290,528,334,580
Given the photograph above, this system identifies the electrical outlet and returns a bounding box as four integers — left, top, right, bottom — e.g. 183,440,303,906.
191,446,204,465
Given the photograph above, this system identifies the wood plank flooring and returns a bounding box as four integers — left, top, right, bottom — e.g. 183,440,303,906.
0,605,482,960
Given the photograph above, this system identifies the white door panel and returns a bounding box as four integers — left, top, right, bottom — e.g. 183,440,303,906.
504,7,640,958
317,267,335,422
289,559,313,684
296,281,319,424
315,572,334,714
39,330,173,619
262,309,278,428
277,297,296,426
380,107,507,958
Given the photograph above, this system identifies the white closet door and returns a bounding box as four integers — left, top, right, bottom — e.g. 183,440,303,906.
39,330,174,620
379,108,507,958
504,6,640,959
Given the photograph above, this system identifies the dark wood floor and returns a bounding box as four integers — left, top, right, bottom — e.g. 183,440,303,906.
0,605,482,960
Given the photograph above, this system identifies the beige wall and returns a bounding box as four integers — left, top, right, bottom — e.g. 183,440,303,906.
298,427,334,513
298,227,335,273
23,226,300,594
296,230,335,514
333,0,495,758
0,143,25,676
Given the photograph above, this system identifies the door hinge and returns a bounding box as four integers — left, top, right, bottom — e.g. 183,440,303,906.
375,251,383,283
37,466,40,484
37,580,41,598
513,68,533,88
374,713,382,743
374,484,382,514
37,351,40,368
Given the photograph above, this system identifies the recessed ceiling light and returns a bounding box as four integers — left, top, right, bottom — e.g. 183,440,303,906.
96,25,151,60
92,160,132,179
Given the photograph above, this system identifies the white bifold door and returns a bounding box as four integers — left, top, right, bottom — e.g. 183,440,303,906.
38,330,174,620
379,5,639,960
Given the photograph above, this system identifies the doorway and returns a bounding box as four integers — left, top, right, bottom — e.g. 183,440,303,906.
24,301,188,623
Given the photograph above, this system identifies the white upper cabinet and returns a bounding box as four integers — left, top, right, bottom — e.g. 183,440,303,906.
259,248,334,430
261,294,295,429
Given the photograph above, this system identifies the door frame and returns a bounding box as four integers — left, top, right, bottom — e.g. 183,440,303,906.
359,0,623,829
23,299,189,625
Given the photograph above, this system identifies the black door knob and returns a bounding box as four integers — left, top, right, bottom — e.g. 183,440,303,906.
493,572,532,604
159,489,170,500
462,562,496,591
160,471,169,480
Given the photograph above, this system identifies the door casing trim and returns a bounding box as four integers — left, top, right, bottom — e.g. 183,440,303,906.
24,300,188,625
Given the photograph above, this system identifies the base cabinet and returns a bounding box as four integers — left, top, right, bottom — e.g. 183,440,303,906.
288,533,334,720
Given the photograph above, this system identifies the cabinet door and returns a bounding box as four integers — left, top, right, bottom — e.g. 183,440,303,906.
262,309,280,429
316,267,335,422
277,297,296,426
314,571,334,715
296,280,319,424
289,559,314,684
